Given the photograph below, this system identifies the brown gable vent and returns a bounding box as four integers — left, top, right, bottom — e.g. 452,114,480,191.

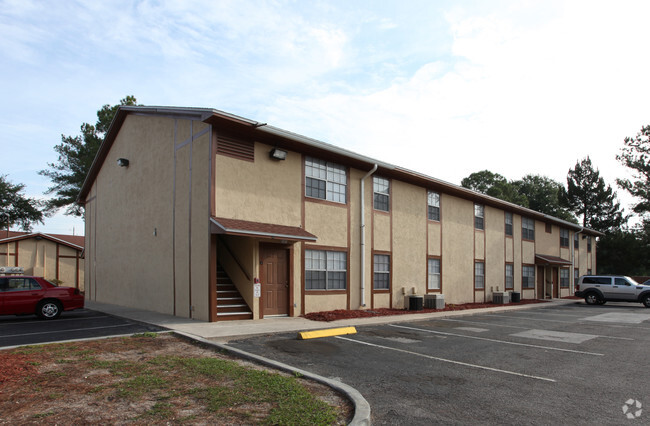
216,134,254,161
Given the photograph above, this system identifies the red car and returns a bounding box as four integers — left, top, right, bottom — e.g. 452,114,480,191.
0,276,84,319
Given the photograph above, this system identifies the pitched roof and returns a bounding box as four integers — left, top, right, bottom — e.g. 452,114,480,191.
210,217,317,242
0,231,84,251
78,105,603,236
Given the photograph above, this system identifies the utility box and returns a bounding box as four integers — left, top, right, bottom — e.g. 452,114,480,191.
492,291,509,304
424,294,445,309
408,295,423,311
510,291,521,303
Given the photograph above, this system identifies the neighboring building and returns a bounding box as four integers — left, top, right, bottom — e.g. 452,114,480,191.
78,106,601,322
0,231,85,290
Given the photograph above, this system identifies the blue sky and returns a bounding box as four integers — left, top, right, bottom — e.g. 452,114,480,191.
2,0,650,235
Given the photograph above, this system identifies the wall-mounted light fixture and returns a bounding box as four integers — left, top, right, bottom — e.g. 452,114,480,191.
117,158,130,167
269,148,287,161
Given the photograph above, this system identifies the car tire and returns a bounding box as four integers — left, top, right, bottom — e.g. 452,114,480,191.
585,293,601,305
37,300,62,320
643,295,650,308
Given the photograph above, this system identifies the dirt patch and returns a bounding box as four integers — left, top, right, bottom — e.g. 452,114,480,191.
0,333,352,425
304,299,548,322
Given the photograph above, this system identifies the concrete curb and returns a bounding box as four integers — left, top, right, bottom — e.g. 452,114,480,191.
173,331,371,426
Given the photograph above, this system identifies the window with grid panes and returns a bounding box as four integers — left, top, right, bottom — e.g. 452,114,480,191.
474,204,484,230
574,233,579,249
560,229,569,247
522,265,535,288
305,157,347,203
428,258,441,290
373,177,390,211
373,254,390,289
505,264,514,289
305,250,347,290
474,261,485,289
505,212,513,236
522,217,535,240
428,191,440,221
560,269,570,287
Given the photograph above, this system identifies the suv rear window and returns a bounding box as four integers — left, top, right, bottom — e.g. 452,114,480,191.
582,277,611,285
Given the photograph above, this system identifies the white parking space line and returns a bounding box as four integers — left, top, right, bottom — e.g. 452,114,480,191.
0,324,133,338
0,315,111,327
335,336,556,383
390,324,603,356
440,318,633,341
483,313,570,324
454,327,489,333
583,312,650,324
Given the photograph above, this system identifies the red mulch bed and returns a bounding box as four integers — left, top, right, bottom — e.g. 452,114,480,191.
303,299,548,322
0,353,37,384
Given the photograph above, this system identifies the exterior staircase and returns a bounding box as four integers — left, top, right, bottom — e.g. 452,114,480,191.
216,264,253,320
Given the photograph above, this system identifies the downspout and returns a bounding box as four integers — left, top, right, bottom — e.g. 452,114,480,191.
360,164,378,308
572,227,584,294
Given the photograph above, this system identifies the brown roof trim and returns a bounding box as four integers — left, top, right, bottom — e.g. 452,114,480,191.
210,217,317,242
0,232,84,251
79,105,603,236
535,254,573,266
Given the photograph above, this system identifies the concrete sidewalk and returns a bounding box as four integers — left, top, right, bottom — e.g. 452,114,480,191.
86,299,576,342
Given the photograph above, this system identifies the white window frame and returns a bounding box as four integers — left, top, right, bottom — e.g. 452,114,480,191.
428,191,440,221
522,217,535,240
474,204,484,230
427,258,441,290
373,254,390,290
505,212,513,236
522,265,535,288
373,177,390,212
560,229,569,247
305,156,347,204
505,263,514,289
474,261,485,289
305,250,347,290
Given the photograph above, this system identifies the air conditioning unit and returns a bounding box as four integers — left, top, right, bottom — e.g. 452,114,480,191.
0,266,24,274
493,291,509,304
424,294,445,309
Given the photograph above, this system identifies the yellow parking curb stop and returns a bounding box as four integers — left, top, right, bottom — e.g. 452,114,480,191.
298,326,357,340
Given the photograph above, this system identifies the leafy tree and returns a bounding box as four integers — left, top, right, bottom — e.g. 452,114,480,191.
512,175,576,222
565,157,625,233
39,96,138,216
0,175,44,231
596,229,650,275
461,170,528,206
617,124,650,215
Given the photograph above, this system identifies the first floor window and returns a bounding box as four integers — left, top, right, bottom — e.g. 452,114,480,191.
474,204,484,230
505,264,514,289
305,250,347,290
373,177,390,212
428,191,440,221
373,254,390,290
560,269,569,287
522,265,535,288
574,268,579,282
474,261,485,289
428,258,441,290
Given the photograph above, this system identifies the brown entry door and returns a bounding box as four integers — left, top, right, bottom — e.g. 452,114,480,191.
260,245,289,316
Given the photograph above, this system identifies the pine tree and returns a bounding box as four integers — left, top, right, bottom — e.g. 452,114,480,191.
617,125,650,215
566,157,625,233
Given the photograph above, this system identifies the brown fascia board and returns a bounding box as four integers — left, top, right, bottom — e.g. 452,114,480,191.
77,105,602,237
0,232,84,251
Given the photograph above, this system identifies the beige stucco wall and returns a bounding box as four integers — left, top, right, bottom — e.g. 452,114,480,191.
1,239,83,289
85,115,212,321
440,195,474,303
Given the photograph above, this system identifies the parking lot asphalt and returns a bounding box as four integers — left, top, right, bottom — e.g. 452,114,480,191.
227,302,650,425
0,309,167,349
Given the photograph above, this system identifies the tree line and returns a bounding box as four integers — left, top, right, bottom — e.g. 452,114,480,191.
1,98,649,274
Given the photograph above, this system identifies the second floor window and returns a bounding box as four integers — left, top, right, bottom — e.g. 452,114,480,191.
474,204,484,230
305,157,347,203
505,212,513,236
373,177,390,212
428,191,440,221
587,236,592,252
574,233,580,249
522,217,535,240
560,229,569,247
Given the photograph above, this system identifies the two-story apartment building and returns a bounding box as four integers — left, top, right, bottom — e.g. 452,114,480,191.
78,106,600,322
